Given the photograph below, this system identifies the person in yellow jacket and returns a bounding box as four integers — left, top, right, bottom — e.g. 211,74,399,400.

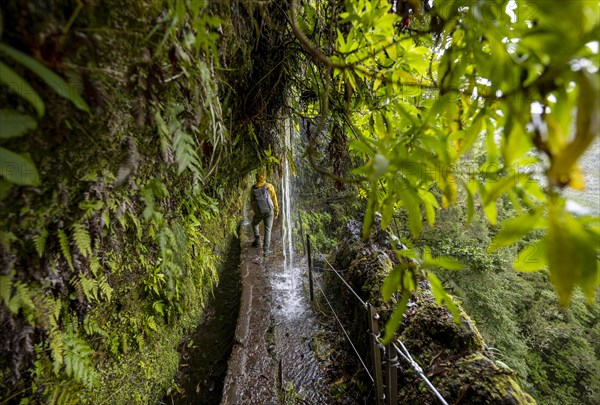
250,172,279,256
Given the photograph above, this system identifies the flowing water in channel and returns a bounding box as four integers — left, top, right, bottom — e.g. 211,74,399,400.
162,234,241,405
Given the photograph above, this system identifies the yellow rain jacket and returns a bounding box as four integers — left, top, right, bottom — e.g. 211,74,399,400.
250,174,279,217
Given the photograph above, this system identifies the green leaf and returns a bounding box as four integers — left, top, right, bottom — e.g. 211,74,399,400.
564,214,599,303
0,179,13,200
402,189,422,238
489,209,545,252
483,176,515,207
381,292,409,344
58,229,74,271
33,229,48,258
428,272,461,323
71,223,92,258
382,266,401,301
513,239,547,272
546,205,577,305
0,43,90,114
0,110,37,139
362,185,378,240
483,198,497,225
0,61,44,116
0,147,41,186
457,111,484,155
422,255,463,270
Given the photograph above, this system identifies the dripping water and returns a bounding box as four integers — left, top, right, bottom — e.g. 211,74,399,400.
273,118,303,319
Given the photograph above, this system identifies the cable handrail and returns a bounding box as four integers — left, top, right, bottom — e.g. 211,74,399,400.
306,233,451,405
391,340,449,405
314,279,374,383
310,240,369,309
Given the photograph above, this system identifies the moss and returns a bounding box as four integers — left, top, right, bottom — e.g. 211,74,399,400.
328,220,535,404
0,1,267,401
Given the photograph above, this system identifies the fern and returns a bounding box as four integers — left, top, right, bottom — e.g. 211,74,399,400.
62,328,97,388
71,223,92,258
173,129,202,178
146,315,158,332
47,382,78,405
80,276,99,302
7,281,37,324
0,274,11,305
89,255,101,277
98,274,113,301
33,228,48,258
58,229,73,270
128,211,143,241
83,316,105,337
70,276,85,303
50,328,64,372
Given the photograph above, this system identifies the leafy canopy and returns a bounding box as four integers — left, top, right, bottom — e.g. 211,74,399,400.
290,0,599,312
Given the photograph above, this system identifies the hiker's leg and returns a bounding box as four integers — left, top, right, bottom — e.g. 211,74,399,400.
251,214,262,246
263,212,274,252
251,214,261,238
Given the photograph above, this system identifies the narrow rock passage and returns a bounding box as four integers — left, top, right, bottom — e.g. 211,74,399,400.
221,210,330,404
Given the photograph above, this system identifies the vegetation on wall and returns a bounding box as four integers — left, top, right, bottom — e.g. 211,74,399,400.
1,0,598,403
0,0,296,403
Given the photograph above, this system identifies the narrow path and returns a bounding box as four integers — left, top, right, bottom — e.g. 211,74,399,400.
221,211,329,404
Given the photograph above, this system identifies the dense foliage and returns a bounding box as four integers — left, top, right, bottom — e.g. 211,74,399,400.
288,0,599,402
1,0,598,403
0,0,293,403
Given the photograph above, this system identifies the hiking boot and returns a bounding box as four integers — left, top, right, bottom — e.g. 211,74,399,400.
252,236,260,247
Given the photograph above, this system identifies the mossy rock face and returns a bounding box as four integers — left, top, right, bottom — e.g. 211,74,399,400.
400,286,485,361
329,220,536,404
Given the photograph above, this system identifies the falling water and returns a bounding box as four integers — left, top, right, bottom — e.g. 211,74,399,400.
273,118,303,318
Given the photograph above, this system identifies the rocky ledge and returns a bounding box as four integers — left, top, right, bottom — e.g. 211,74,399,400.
326,219,535,404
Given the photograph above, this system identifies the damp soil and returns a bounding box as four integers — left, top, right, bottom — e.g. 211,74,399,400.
162,232,241,405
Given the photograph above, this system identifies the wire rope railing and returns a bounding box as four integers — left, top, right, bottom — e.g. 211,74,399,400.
305,234,450,405
310,242,368,309
313,279,374,383
392,340,449,405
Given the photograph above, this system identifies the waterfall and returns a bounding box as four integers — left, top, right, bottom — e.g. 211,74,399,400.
282,118,294,280
273,117,303,318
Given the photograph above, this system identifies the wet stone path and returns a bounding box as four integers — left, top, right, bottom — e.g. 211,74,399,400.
221,213,330,404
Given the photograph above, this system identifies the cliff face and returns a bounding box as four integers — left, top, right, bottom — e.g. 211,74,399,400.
328,219,535,404
0,1,292,402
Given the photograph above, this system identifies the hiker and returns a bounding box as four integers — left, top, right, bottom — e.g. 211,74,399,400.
250,172,279,256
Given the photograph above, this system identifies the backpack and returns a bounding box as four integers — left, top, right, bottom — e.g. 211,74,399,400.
252,184,274,214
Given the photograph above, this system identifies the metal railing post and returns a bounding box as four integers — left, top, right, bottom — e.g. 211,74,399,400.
298,215,306,255
386,342,398,405
306,234,314,302
368,304,384,405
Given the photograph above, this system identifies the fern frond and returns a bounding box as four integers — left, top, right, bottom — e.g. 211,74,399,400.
89,255,101,277
8,281,37,323
58,229,73,270
63,330,97,388
128,212,143,240
33,228,48,258
70,276,84,303
80,276,99,302
0,274,11,305
71,223,92,258
98,274,113,301
83,316,105,337
50,328,64,370
173,129,202,178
